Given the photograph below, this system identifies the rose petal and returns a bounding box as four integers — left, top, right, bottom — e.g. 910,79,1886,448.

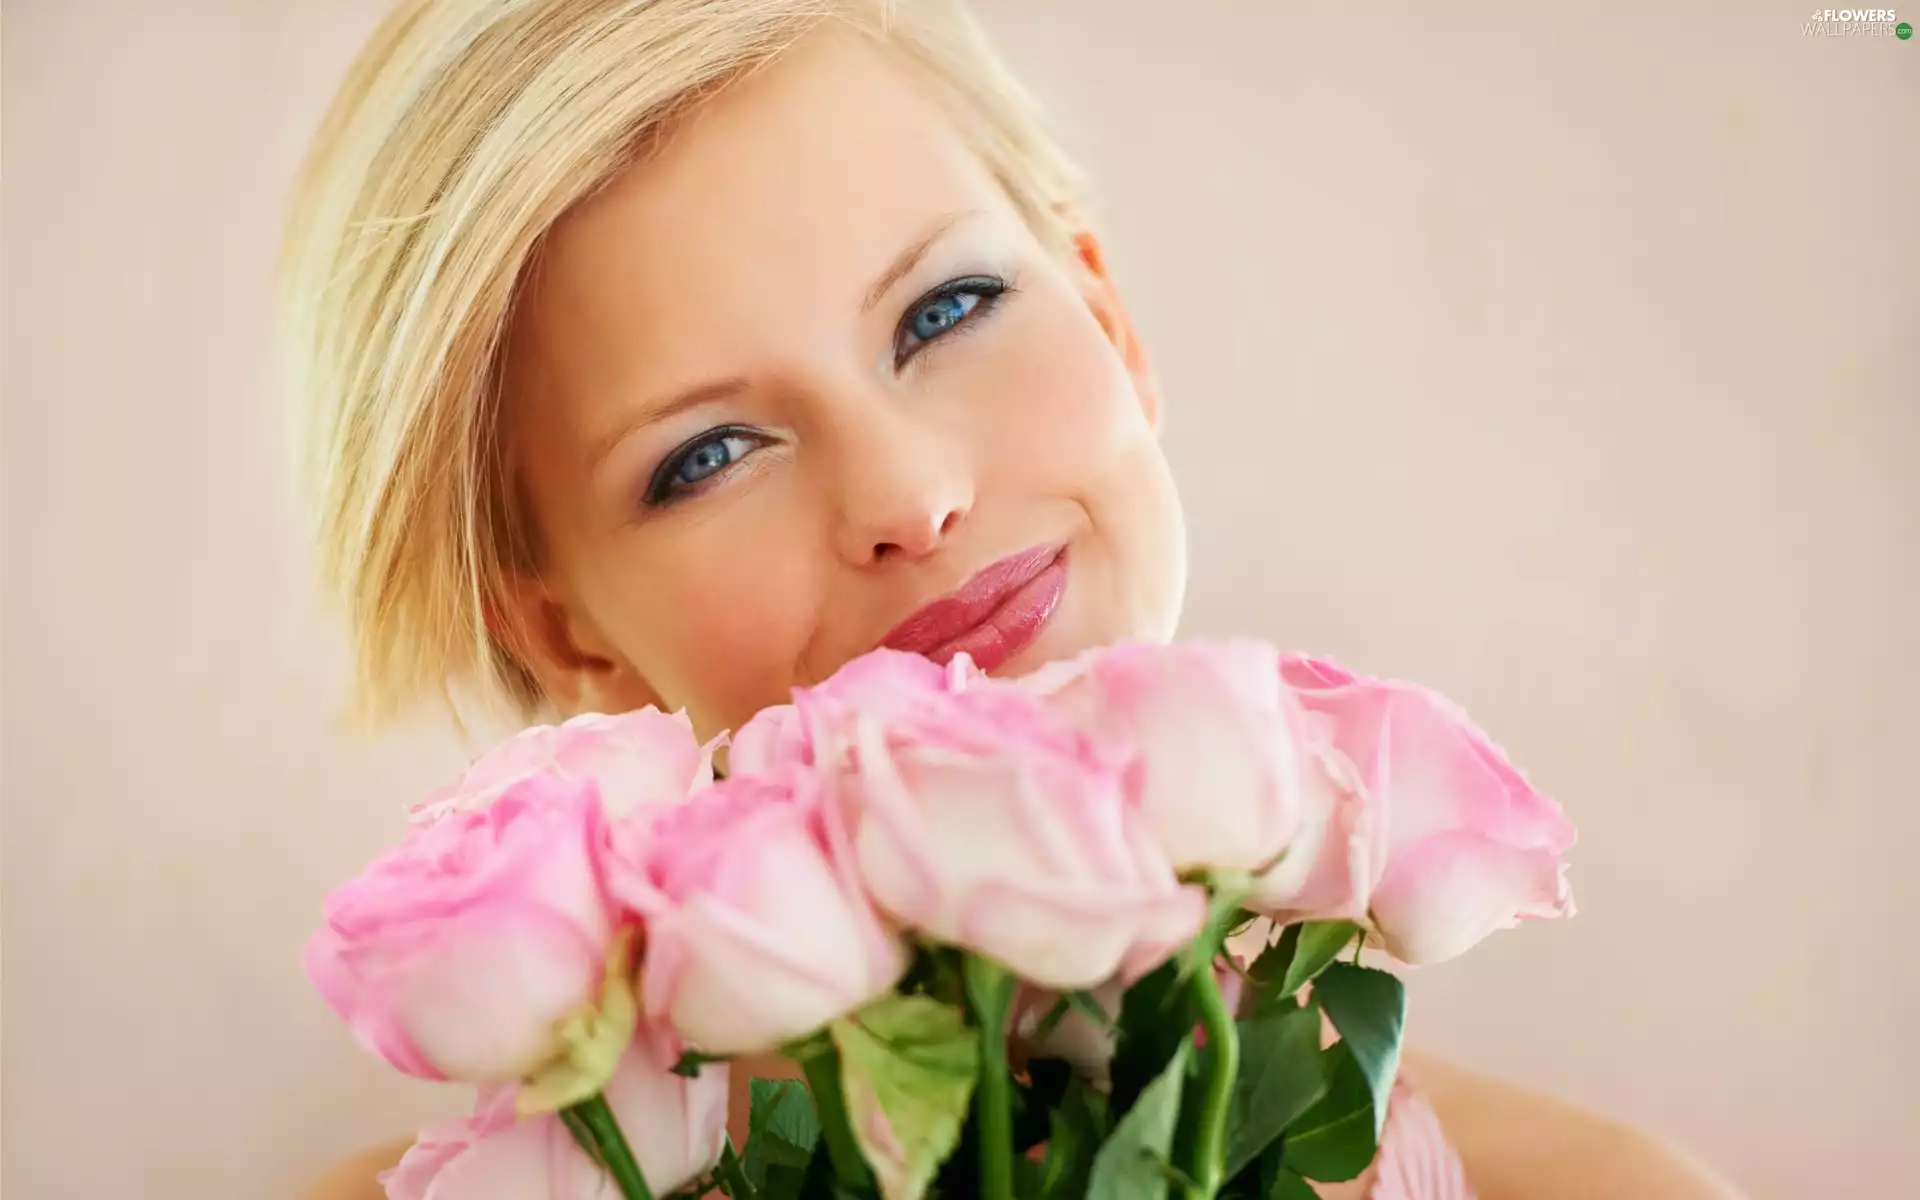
1367,831,1573,965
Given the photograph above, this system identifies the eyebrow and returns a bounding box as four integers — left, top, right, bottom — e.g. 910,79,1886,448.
589,209,982,472
587,377,749,471
862,208,980,313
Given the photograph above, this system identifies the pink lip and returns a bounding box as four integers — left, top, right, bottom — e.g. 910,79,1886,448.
879,543,1069,673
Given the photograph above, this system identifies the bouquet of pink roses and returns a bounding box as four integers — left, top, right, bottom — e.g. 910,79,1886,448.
306,641,1574,1200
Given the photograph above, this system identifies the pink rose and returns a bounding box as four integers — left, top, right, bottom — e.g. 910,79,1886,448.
383,1036,728,1199
727,700,809,777
379,1088,521,1200
805,651,1206,990
412,708,715,824
729,651,980,777
1243,743,1375,924
1276,655,1576,964
609,773,907,1056
1021,640,1308,877
304,774,619,1082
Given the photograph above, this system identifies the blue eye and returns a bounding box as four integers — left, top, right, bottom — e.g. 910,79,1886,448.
895,275,1007,363
645,428,759,506
911,293,977,340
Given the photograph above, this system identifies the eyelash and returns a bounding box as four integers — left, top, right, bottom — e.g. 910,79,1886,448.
641,273,1013,508
891,274,1010,368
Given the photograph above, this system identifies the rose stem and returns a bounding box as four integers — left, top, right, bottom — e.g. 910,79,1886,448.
715,1138,757,1198
964,958,1017,1200
800,1051,873,1189
1189,965,1240,1200
569,1092,656,1200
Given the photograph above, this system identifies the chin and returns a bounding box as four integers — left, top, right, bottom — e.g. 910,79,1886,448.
988,617,1143,679
985,643,1057,680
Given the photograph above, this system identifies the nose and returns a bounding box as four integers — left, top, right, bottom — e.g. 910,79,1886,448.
825,400,973,568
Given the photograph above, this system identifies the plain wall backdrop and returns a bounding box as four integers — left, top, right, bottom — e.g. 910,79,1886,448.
3,1,1916,1196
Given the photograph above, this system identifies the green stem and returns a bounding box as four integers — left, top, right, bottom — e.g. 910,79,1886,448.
558,1106,600,1165
1189,966,1240,1200
715,1139,757,1199
975,1006,1016,1200
963,956,1018,1200
800,1050,872,1189
568,1092,655,1200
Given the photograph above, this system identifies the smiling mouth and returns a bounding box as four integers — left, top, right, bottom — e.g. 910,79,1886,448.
878,543,1070,673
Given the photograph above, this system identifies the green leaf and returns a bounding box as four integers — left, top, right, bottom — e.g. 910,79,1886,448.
1247,921,1361,1014
1244,926,1303,1019
1265,1167,1321,1200
1248,922,1298,985
1222,1005,1328,1180
779,1139,841,1200
1281,1041,1377,1183
1312,964,1406,1138
765,1086,823,1154
712,1140,759,1200
759,1163,807,1200
1036,1077,1108,1200
745,1079,821,1188
1088,1040,1191,1200
1281,922,1360,997
1145,1156,1201,1192
832,994,979,1200
1110,961,1197,1114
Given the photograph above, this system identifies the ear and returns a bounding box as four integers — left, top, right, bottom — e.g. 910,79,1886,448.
1060,219,1162,432
488,571,662,717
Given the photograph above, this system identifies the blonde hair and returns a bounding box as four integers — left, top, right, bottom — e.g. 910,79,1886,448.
277,0,1089,732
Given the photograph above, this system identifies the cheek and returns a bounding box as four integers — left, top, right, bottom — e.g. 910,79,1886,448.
1092,436,1188,640
974,292,1186,637
585,522,824,732
972,300,1149,488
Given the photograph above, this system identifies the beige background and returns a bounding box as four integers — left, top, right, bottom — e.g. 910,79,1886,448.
4,1,1916,1196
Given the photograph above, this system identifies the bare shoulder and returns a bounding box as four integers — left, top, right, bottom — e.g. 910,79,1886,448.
301,1137,413,1200
1403,1050,1745,1200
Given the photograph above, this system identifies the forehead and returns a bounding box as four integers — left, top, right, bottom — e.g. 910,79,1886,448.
511,25,1020,392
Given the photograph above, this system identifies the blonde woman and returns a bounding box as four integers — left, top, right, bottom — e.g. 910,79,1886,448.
282,3,1738,1196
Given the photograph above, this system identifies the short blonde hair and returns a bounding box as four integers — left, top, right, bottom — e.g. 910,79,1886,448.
277,0,1089,732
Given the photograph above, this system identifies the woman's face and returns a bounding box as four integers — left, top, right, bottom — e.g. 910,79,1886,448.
502,26,1185,739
